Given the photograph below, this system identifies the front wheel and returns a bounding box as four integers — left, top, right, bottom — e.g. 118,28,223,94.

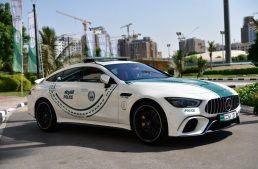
132,101,168,145
35,100,57,131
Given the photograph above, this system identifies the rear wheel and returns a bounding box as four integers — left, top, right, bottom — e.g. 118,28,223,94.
132,101,168,145
35,100,57,131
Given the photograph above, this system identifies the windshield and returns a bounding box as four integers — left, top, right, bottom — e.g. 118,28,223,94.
105,63,170,81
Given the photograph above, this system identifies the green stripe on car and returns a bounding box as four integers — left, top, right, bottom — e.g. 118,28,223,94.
127,78,234,97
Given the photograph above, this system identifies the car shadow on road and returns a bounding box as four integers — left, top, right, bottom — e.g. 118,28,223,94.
1,119,232,155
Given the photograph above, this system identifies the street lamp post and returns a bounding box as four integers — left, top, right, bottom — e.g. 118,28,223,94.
220,31,225,63
31,1,40,79
167,44,171,58
223,0,232,63
176,32,186,53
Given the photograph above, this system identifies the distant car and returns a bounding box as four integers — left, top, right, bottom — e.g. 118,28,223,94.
28,60,240,144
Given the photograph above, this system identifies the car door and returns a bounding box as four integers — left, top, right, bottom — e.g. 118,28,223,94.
75,66,119,123
49,67,83,119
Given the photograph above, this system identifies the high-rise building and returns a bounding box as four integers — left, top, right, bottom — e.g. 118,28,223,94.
81,26,112,57
179,38,205,55
55,35,82,58
118,37,158,59
231,42,253,52
241,16,257,43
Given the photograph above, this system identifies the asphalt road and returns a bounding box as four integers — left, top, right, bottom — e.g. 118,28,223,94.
0,109,258,169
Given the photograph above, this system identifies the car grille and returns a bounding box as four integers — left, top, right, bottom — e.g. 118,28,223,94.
205,95,240,114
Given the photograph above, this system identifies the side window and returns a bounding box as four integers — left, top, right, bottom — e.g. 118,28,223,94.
62,67,82,82
80,67,104,83
46,67,105,83
46,71,64,82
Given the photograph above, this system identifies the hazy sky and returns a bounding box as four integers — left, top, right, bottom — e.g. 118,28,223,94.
4,0,258,57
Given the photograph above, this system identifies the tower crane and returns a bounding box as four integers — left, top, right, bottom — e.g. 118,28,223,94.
176,26,200,41
56,10,91,34
120,23,132,38
185,26,199,38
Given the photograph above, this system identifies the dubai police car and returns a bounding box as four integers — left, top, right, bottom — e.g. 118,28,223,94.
28,59,240,144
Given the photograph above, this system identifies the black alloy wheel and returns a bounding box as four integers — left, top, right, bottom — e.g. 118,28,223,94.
133,101,168,144
35,100,57,131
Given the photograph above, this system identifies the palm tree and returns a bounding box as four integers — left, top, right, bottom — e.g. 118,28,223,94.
197,56,207,78
95,48,101,57
39,27,57,76
208,41,216,70
39,27,73,76
173,50,184,78
250,17,258,30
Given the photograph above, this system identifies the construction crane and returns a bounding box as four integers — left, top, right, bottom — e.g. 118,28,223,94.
185,26,199,38
56,10,91,34
120,23,132,38
176,26,199,41
110,35,126,40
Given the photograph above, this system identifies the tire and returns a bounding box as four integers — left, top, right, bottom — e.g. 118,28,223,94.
35,99,57,131
132,101,168,145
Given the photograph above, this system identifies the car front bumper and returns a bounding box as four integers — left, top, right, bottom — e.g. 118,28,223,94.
168,108,241,137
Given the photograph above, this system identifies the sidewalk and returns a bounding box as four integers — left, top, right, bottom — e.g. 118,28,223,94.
0,96,27,123
0,96,27,111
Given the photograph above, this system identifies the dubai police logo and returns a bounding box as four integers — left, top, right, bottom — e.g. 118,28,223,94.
88,91,95,102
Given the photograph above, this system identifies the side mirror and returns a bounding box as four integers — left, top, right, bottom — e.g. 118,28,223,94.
100,74,110,85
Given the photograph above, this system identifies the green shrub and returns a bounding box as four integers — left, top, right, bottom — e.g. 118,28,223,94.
183,66,199,74
236,83,258,107
185,55,198,64
204,67,258,75
0,75,20,92
25,73,37,84
167,67,174,76
232,54,248,62
0,74,32,92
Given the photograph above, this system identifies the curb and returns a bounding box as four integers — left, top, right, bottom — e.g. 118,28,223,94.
0,102,27,124
0,101,27,140
0,108,17,140
240,105,257,115
200,78,258,81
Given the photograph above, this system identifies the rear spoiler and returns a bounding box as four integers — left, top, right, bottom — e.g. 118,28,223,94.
35,78,45,84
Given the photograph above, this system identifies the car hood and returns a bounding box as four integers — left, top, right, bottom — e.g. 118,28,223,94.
126,78,236,97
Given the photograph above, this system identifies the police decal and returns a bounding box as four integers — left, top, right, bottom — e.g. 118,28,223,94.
49,84,117,118
88,91,95,102
64,90,74,99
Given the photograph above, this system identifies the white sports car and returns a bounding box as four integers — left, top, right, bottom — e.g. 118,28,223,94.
28,60,240,144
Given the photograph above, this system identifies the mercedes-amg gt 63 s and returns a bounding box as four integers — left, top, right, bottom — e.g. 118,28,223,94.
28,59,240,144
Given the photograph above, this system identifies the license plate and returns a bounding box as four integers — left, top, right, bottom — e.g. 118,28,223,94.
220,112,237,122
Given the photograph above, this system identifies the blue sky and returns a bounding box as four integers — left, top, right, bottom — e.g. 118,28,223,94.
3,0,258,57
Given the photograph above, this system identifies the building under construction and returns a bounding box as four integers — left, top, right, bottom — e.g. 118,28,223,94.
118,36,158,59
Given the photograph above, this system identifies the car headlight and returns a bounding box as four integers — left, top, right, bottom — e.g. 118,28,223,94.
165,97,202,108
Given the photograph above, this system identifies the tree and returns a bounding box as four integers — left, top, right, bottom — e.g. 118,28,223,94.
22,26,30,44
197,56,207,78
248,32,258,63
39,27,57,76
0,2,13,70
95,48,101,57
39,26,75,76
208,41,216,70
250,17,258,30
173,50,184,78
185,55,198,64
